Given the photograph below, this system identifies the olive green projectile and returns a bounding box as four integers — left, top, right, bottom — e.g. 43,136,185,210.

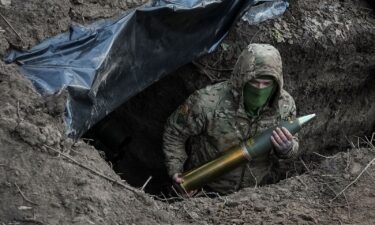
180,114,316,192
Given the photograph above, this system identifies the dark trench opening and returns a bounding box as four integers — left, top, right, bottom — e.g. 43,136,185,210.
83,66,201,195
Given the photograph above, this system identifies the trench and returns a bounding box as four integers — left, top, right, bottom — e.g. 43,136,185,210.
82,17,375,194
82,52,374,195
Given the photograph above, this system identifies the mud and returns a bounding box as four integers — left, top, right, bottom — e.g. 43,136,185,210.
0,0,374,224
0,61,176,224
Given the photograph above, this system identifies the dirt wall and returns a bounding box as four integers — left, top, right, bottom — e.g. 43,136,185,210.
1,1,177,224
196,0,375,154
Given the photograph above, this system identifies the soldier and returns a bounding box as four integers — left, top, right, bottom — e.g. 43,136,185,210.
163,43,299,195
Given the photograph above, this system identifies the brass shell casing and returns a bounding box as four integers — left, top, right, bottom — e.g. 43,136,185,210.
178,114,316,192
180,145,250,191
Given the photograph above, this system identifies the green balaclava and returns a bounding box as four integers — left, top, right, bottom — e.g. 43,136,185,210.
243,78,275,117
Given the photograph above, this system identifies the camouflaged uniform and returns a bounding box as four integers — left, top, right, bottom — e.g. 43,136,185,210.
163,44,299,194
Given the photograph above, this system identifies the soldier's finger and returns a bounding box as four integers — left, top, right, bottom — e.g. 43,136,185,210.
285,140,293,149
273,130,284,145
271,136,281,149
283,140,291,149
281,127,293,140
173,174,182,183
276,127,288,142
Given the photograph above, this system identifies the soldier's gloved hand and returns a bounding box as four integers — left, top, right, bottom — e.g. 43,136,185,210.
172,173,197,197
172,173,184,184
270,127,294,156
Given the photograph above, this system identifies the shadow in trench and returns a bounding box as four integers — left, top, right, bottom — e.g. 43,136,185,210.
83,70,194,195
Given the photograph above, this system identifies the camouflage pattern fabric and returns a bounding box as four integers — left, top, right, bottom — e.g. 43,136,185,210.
162,43,299,194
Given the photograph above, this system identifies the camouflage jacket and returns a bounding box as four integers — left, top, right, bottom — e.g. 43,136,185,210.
162,44,299,194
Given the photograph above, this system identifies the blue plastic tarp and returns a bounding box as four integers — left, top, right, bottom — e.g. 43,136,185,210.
5,0,288,138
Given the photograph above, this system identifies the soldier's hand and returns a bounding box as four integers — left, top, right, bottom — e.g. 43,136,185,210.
271,127,294,155
173,173,184,184
172,173,197,197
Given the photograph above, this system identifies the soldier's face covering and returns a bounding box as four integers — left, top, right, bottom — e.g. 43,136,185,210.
243,78,275,116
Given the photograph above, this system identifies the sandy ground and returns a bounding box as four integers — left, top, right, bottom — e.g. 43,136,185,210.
0,0,374,224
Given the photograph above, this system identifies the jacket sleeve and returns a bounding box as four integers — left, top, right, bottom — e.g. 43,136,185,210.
162,92,206,177
276,91,300,159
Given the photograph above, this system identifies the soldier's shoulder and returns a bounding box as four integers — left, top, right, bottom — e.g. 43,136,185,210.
279,89,295,105
278,89,296,118
194,81,230,105
197,81,230,95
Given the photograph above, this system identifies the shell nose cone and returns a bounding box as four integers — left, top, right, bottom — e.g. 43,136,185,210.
297,114,316,126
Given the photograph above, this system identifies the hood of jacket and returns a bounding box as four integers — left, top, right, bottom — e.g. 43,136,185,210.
229,43,284,111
